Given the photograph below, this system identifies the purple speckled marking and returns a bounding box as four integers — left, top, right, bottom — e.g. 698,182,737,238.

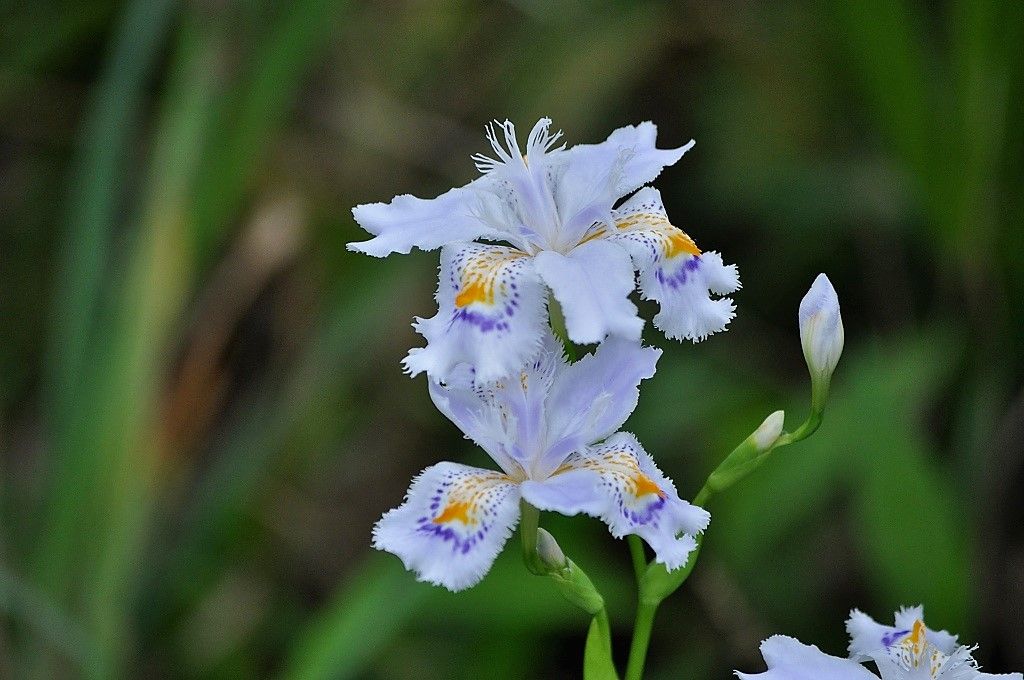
619,495,666,526
655,255,701,290
446,269,523,333
414,470,515,555
452,307,502,332
416,508,497,555
881,629,910,648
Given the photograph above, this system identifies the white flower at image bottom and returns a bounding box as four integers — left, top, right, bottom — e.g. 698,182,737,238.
737,606,1022,680
349,118,740,382
372,335,709,591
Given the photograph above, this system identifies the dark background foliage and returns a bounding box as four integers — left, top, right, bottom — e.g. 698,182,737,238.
1,1,1022,677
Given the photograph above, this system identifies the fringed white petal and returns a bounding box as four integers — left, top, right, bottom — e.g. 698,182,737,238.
847,608,901,661
735,636,878,680
610,187,740,342
348,183,505,257
846,608,1021,680
534,239,643,344
404,242,548,383
372,462,521,592
521,432,708,570
565,121,693,198
848,607,960,661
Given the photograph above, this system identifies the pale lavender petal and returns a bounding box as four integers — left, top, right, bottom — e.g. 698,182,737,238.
349,183,505,257
372,462,521,592
404,242,548,383
847,609,908,661
848,607,960,661
891,606,958,655
428,333,565,475
522,433,708,570
572,122,693,198
736,636,878,680
610,187,739,342
533,239,643,344
538,337,660,475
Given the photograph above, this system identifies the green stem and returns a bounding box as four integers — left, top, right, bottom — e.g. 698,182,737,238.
773,408,823,448
519,500,545,575
624,599,657,680
595,606,611,641
627,535,647,582
548,295,578,361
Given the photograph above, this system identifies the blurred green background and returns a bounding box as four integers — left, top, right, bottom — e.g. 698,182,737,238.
2,1,1023,678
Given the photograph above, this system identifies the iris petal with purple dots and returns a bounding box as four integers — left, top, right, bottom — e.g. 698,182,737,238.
520,432,709,570
403,242,548,383
372,463,521,592
374,335,708,591
609,187,740,342
350,118,739,382
736,607,1023,680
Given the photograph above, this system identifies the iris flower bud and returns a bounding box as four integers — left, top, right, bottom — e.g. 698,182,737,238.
798,274,844,410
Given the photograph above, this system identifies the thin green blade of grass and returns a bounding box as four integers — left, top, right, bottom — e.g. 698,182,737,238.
189,0,349,264
36,0,178,607
77,24,222,677
35,14,221,678
277,555,428,680
152,260,417,627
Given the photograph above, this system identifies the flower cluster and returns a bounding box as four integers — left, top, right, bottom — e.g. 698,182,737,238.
351,118,732,590
738,606,1022,680
350,118,740,383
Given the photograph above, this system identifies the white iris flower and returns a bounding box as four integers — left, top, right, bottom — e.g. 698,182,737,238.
737,606,1022,680
349,118,740,382
372,334,709,591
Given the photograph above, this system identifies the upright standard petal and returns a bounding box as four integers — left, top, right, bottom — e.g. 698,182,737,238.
349,183,505,257
567,122,694,198
472,119,565,250
539,338,661,476
404,243,548,383
520,432,709,570
372,462,521,592
610,187,740,342
427,333,564,475
533,239,643,344
735,636,879,680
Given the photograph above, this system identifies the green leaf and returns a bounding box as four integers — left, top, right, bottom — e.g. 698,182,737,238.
278,556,429,680
854,441,971,629
190,0,348,262
583,612,618,680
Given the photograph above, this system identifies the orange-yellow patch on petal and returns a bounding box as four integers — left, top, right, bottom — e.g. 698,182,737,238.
612,212,701,259
905,619,926,653
433,501,474,526
631,473,666,499
664,231,700,258
453,248,526,308
577,227,608,245
455,280,492,307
